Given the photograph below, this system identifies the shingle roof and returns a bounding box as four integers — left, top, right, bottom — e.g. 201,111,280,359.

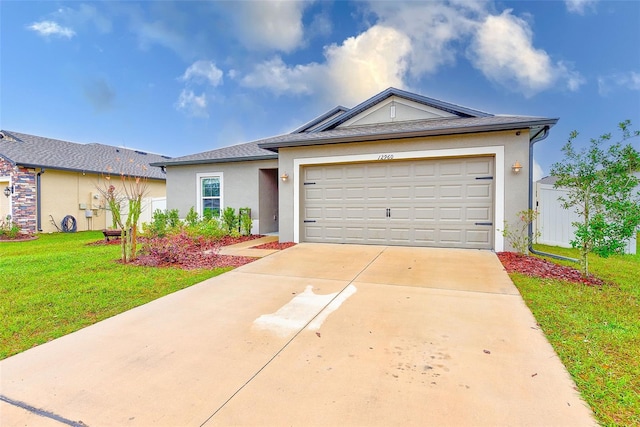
151,141,277,167
0,131,168,180
258,115,559,151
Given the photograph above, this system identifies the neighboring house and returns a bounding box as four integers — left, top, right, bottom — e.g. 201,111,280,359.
0,131,168,234
535,175,638,254
153,87,558,252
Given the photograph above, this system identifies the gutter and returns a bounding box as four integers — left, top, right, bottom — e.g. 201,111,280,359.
36,169,44,232
528,127,578,262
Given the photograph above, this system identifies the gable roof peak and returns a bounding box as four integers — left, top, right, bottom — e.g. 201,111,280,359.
312,87,493,133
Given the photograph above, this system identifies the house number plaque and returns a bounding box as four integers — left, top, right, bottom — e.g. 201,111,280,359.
377,154,394,160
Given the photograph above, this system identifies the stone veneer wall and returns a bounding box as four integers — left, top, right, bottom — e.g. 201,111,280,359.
0,157,37,233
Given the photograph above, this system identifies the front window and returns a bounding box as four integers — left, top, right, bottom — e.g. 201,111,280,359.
198,173,223,218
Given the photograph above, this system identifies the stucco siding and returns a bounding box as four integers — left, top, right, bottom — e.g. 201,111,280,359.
166,159,278,227
40,170,165,233
277,129,530,251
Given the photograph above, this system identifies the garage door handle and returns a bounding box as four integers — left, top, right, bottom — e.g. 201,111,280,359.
304,220,316,223
475,222,493,226
386,208,391,218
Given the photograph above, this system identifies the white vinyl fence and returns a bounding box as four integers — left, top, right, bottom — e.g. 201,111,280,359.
535,178,636,255
106,197,166,232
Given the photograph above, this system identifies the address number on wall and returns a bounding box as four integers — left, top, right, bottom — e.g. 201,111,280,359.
377,154,394,160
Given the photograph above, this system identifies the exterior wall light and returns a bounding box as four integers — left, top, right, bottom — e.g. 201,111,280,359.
511,160,523,174
280,173,289,182
3,186,12,198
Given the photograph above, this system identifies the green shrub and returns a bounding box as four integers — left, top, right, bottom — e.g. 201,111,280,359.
221,207,238,234
185,206,199,227
145,209,182,238
0,216,20,239
239,208,253,236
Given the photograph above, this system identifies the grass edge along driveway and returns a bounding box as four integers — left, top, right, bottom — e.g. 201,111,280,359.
510,243,639,427
1,231,228,360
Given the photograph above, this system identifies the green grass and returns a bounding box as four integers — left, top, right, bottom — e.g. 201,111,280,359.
511,239,640,426
0,231,229,360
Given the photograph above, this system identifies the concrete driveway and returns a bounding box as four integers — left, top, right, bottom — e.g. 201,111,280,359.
1,244,595,426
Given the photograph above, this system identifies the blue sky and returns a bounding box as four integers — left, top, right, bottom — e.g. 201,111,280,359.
1,0,638,179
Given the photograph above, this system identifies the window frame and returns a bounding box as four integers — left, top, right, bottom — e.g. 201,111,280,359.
196,172,223,218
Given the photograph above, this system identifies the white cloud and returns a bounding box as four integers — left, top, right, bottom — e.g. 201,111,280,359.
227,1,310,52
468,10,584,97
565,0,598,15
175,89,208,118
238,1,584,105
240,56,319,95
321,25,412,105
27,21,75,39
598,71,640,96
181,60,223,87
240,25,411,106
366,1,479,76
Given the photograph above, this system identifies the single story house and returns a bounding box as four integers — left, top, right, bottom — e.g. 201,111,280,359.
153,88,558,252
0,131,168,234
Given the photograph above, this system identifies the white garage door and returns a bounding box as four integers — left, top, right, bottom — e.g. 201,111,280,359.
302,157,494,249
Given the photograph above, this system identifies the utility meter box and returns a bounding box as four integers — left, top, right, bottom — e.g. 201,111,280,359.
79,203,87,210
90,192,100,209
85,209,93,218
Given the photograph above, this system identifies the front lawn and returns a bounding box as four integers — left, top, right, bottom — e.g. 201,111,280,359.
508,242,640,427
0,231,231,359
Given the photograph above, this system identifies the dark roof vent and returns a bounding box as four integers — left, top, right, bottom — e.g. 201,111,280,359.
135,150,147,155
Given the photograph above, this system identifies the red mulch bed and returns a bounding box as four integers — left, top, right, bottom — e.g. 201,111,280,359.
93,234,267,270
0,234,37,242
251,241,296,250
497,251,605,286
130,253,256,270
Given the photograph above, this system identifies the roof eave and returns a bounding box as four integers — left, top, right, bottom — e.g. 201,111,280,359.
151,154,278,167
14,162,166,180
259,118,559,152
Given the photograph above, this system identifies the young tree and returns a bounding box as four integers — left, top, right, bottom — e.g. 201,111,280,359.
96,166,149,263
550,120,640,276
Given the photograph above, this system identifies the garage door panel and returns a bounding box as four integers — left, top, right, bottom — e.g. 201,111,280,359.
467,183,492,198
345,207,365,219
305,207,323,219
345,187,365,200
389,186,411,200
466,160,493,176
390,165,411,178
367,186,387,199
302,157,494,249
366,165,387,179
414,163,436,178
439,162,464,176
305,188,323,200
325,207,343,219
325,188,344,200
439,207,462,221
439,229,463,243
414,185,436,199
439,185,463,198
467,207,491,221
414,207,436,220
467,230,491,245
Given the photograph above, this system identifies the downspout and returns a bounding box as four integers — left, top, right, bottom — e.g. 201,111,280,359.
36,169,44,232
528,128,578,262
